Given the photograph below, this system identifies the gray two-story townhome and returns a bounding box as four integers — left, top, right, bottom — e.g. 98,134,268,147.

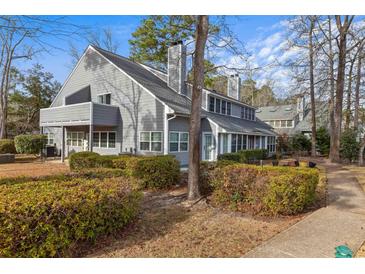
40,42,276,166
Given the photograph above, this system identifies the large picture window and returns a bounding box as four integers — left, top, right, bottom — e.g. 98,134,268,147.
66,132,84,147
92,131,116,148
139,131,162,152
169,132,189,152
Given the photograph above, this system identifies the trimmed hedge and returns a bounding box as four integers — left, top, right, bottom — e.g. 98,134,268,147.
134,155,180,189
113,155,180,189
217,149,268,164
70,152,181,190
206,163,319,215
0,176,142,257
69,151,119,170
0,139,16,154
14,134,47,154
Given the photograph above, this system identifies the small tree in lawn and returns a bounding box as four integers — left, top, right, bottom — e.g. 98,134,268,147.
14,134,46,156
340,129,359,163
188,15,209,201
316,127,330,156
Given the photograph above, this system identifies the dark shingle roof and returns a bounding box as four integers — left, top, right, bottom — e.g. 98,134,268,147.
93,46,276,135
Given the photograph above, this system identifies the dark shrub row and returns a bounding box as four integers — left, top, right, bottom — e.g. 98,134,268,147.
14,134,47,154
0,176,142,257
204,163,319,215
70,152,181,189
217,149,268,164
69,151,119,170
0,139,16,154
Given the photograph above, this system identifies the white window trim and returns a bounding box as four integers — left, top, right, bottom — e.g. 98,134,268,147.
96,92,112,105
139,131,163,152
46,132,55,145
92,131,117,149
169,131,189,153
67,131,84,147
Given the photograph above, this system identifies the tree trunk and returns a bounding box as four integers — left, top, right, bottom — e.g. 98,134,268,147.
328,17,336,158
188,15,209,201
359,139,365,166
330,16,352,163
344,56,355,129
309,18,317,157
354,51,362,130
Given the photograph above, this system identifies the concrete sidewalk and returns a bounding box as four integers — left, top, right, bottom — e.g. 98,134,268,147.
244,161,365,258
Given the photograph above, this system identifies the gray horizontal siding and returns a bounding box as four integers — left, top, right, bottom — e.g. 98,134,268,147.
65,86,91,105
40,103,91,126
92,103,120,126
49,47,165,155
169,116,190,166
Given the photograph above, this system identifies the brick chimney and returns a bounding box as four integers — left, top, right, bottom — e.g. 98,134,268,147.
167,41,187,95
227,74,241,101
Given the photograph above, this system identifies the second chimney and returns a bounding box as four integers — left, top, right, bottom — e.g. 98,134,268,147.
227,74,241,101
168,41,186,95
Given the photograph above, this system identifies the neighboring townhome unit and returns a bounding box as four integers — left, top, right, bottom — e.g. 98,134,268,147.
256,96,328,137
40,42,276,166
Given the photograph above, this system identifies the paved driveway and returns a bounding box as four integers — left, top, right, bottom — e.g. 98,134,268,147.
244,161,365,258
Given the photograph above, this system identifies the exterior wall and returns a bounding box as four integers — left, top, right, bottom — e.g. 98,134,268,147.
65,86,91,105
168,116,190,166
50,47,165,156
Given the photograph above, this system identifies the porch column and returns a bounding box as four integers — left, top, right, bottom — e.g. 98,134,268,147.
89,125,93,152
61,126,65,162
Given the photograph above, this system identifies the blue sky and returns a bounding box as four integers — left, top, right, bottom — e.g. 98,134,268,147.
17,15,292,96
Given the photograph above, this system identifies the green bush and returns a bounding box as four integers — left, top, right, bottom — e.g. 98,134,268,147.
217,149,268,164
207,164,319,215
0,139,16,154
316,127,330,156
0,176,142,257
14,134,47,155
112,156,143,176
340,129,359,162
69,151,119,170
133,155,180,189
290,133,311,153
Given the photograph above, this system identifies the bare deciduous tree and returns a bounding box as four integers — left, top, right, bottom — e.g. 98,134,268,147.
188,15,209,201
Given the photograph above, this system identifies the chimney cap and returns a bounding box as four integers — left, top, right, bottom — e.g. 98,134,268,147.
171,40,183,46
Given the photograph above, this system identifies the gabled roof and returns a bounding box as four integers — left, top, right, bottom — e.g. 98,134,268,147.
256,104,298,120
92,46,191,115
91,46,276,136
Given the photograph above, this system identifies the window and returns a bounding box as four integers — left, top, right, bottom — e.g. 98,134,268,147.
221,134,229,153
208,95,233,117
231,134,237,153
241,107,245,119
287,120,293,127
267,136,276,153
280,120,286,128
46,133,54,145
242,135,247,150
255,136,260,149
222,101,227,114
66,132,84,147
227,102,231,115
92,131,116,148
209,96,215,112
97,93,111,105
215,98,221,114
237,134,243,151
261,136,266,149
139,131,162,152
169,132,189,152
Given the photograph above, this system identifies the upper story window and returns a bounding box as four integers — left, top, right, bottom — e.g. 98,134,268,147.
241,106,255,121
208,95,232,116
265,120,294,128
97,93,111,105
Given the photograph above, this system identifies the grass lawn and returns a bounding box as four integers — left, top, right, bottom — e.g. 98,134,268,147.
0,156,69,178
86,186,304,258
345,165,365,258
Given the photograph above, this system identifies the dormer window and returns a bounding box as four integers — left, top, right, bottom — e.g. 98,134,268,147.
97,93,111,105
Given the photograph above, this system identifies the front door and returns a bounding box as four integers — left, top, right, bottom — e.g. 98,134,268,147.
203,133,214,161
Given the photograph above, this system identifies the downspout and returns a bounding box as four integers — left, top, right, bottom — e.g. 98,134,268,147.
164,106,176,155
